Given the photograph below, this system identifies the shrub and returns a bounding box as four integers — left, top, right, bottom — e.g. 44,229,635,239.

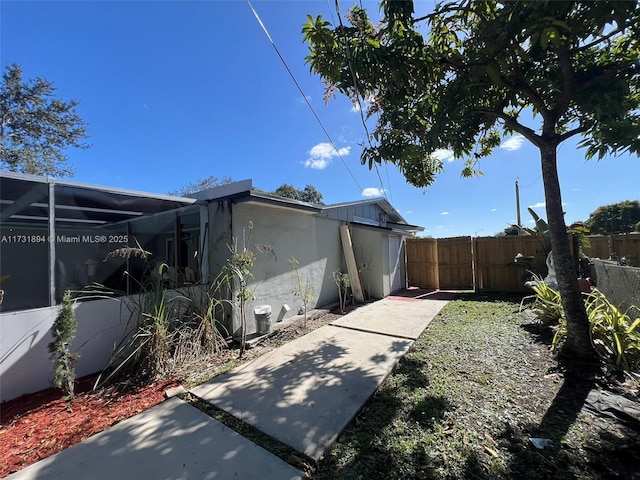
523,274,564,323
48,291,79,398
586,289,640,372
527,282,640,375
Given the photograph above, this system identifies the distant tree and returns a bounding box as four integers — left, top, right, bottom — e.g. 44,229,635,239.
169,175,234,197
274,183,299,200
586,200,640,234
304,0,640,366
497,225,521,237
636,221,640,233
300,185,324,204
0,64,88,176
274,183,324,204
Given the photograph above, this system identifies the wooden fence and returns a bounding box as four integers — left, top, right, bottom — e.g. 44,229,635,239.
582,234,640,266
473,236,549,293
407,233,640,293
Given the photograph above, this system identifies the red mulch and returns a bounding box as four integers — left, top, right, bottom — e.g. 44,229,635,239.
0,375,180,478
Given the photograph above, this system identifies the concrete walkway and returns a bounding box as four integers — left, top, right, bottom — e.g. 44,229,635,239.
190,290,452,461
7,290,451,479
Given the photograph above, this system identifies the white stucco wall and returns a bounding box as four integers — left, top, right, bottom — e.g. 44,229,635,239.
0,297,127,402
230,203,343,335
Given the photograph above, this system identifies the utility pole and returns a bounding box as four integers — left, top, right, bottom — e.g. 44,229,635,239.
515,177,521,233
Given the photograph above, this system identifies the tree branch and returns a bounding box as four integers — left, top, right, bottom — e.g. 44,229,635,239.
411,14,430,23
557,125,588,143
476,109,542,146
551,46,577,123
446,53,551,122
499,112,542,146
574,65,621,92
569,25,624,55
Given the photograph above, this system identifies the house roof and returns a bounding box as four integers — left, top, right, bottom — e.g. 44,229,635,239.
321,197,407,224
191,180,424,234
189,179,322,214
319,197,424,234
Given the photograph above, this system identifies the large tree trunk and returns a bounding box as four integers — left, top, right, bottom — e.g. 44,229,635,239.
539,143,596,366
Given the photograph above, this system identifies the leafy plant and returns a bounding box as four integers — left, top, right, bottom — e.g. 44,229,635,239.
48,290,80,398
137,263,174,378
225,224,256,359
94,259,180,389
586,289,640,373
527,281,640,375
522,274,564,324
173,272,232,363
333,270,347,312
289,257,314,327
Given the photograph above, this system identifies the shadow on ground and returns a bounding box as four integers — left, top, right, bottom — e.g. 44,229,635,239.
190,326,413,461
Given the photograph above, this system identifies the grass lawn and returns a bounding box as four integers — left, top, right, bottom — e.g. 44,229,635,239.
312,294,639,479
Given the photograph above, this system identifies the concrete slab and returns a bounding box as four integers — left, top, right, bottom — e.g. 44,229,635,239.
330,295,450,340
190,325,413,460
6,397,302,480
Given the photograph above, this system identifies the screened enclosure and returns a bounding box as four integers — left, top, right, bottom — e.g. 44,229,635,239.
0,172,204,312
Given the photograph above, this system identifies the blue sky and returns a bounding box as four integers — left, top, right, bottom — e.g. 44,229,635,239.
2,0,638,237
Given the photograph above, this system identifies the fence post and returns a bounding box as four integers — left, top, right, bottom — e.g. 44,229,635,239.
472,237,478,292
608,234,615,260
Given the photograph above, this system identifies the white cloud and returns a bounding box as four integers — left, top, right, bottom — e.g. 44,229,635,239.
529,202,546,208
500,134,524,151
304,142,350,169
406,210,413,214
440,211,449,215
491,208,497,212
362,187,385,197
432,148,455,163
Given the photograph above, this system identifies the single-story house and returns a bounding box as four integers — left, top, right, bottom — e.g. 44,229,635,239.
0,172,422,402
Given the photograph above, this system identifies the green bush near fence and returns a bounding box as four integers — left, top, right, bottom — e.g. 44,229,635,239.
525,283,640,376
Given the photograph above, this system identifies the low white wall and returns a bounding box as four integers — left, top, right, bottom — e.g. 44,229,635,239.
0,297,127,403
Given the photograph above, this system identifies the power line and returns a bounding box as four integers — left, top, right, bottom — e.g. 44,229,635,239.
520,175,541,189
245,0,364,193
333,0,391,202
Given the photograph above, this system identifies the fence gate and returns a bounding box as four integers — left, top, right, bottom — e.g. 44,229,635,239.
437,236,473,289
406,238,438,290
